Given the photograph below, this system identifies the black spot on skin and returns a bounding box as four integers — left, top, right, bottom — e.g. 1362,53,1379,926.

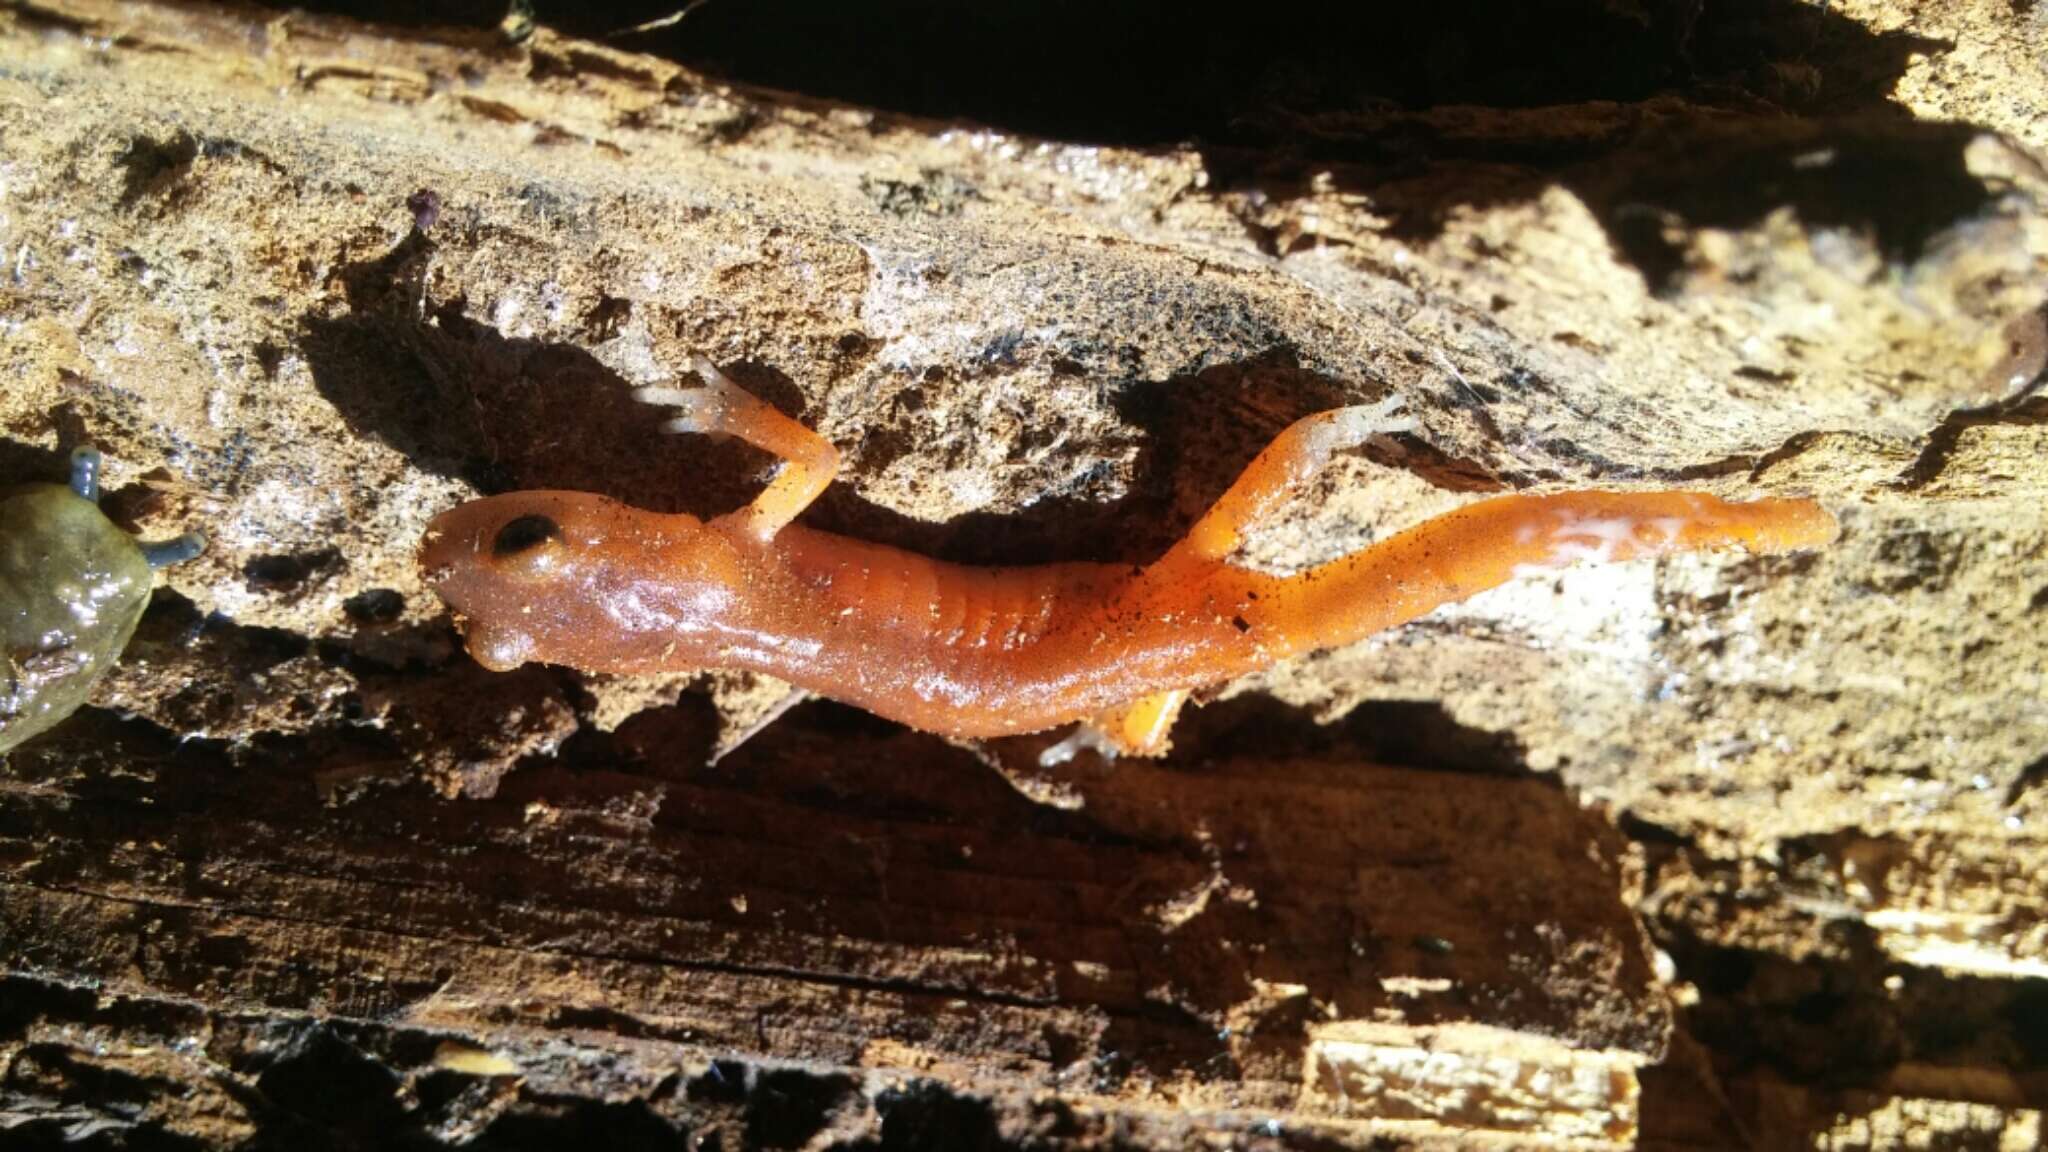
1232,615,1251,632
494,515,561,557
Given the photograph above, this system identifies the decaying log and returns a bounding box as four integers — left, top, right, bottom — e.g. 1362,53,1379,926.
1,0,2045,1147
3,703,1671,1147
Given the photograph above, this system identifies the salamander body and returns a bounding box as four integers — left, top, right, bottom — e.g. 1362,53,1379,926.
421,360,1835,755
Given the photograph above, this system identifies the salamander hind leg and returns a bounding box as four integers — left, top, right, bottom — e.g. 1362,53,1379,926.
1171,394,1414,564
1038,689,1190,766
635,356,842,541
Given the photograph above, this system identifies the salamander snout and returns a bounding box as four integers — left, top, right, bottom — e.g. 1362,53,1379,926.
420,490,730,676
420,496,597,672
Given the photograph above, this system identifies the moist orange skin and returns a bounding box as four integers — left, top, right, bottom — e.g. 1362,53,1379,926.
419,369,1837,748
422,488,1832,742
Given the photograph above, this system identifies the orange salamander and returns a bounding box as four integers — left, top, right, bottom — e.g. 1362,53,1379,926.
420,356,1836,759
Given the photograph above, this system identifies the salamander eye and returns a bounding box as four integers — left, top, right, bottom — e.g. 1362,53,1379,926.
493,514,562,563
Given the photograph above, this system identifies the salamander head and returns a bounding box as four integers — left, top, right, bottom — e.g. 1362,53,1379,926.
420,491,736,673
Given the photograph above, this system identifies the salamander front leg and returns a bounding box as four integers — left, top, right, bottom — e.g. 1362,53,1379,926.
635,356,842,542
1169,394,1413,565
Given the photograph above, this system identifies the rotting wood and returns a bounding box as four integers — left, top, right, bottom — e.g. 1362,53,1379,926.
0,0,2044,1147
4,706,1665,1147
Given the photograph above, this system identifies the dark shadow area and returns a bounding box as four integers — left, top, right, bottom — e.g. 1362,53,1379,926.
1631,829,2048,1143
1169,693,1532,774
264,0,1990,289
606,693,1158,860
1635,1048,1755,1151
301,229,762,519
857,1082,1005,1152
614,0,1696,141
745,1068,859,1149
2,1046,210,1151
243,548,345,595
0,409,185,523
0,980,218,1151
0,438,70,490
248,1025,413,1140
660,0,1988,291
1900,393,2048,491
1570,117,1999,294
1215,109,1997,295
116,130,202,209
301,224,1145,560
814,348,1473,566
2010,748,2048,809
123,588,311,671
305,229,1468,567
273,1,1936,144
